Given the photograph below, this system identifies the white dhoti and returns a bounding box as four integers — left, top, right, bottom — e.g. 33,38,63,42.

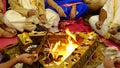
3,10,37,32
4,0,60,32
89,0,120,40
3,9,60,32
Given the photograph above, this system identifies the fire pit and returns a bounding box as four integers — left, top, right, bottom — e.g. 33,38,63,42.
17,28,98,68
39,31,98,68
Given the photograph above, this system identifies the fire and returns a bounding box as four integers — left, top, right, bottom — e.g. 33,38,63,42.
50,29,78,65
65,28,76,41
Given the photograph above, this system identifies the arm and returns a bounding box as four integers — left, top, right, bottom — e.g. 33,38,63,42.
47,0,59,11
96,9,107,29
0,56,18,68
47,0,66,17
0,53,38,68
8,0,29,17
70,4,76,19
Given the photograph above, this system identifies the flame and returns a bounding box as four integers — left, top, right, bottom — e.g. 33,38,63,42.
50,29,78,65
65,28,76,41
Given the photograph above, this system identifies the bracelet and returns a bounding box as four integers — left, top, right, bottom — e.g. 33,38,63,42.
15,54,21,63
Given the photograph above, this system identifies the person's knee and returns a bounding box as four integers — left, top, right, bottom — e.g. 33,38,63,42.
46,9,60,26
89,15,99,27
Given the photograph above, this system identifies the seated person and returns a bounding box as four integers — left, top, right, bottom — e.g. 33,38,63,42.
0,0,17,38
0,53,38,68
3,0,60,32
46,0,88,20
89,0,120,44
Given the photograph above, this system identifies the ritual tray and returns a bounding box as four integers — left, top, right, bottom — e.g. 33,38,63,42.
18,25,48,54
39,32,98,68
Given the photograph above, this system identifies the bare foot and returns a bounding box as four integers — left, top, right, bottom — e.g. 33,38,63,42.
2,27,17,38
4,27,17,34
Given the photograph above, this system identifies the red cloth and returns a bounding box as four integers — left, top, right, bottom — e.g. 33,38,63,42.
59,18,92,33
99,37,120,50
0,37,18,49
0,0,17,49
2,0,6,13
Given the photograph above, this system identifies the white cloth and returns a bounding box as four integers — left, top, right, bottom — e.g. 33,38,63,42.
89,0,120,40
4,0,60,32
3,10,37,32
3,10,27,32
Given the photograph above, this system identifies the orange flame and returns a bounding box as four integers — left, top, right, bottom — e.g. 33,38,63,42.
51,29,78,65
65,28,76,41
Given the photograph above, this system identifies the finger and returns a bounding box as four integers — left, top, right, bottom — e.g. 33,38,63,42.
33,54,38,62
31,54,38,62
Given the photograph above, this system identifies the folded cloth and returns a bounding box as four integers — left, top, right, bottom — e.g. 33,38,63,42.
59,18,92,33
0,36,18,49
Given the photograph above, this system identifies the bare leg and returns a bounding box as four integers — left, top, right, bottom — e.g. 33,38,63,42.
0,24,17,38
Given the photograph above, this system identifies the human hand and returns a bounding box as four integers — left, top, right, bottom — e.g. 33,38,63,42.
27,9,37,17
56,6,66,17
5,27,17,34
38,14,47,24
70,5,76,19
18,53,38,65
0,1,4,13
109,26,117,35
2,27,17,38
95,21,103,30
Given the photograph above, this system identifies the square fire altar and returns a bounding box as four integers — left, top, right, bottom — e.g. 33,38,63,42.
18,29,98,68
39,31,98,68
